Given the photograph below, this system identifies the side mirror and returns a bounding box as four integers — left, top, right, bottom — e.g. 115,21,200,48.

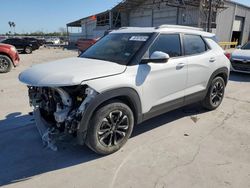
141,51,170,64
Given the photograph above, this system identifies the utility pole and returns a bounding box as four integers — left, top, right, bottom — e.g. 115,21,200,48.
207,0,212,32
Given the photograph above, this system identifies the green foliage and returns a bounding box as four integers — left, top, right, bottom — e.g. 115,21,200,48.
1,30,67,37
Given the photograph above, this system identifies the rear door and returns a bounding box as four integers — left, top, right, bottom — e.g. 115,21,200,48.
183,34,215,98
141,33,188,113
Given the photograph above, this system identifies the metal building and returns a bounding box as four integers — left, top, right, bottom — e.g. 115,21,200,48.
216,1,250,44
67,0,250,45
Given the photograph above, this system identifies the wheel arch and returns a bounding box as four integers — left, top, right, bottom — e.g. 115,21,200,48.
77,87,142,145
207,67,229,90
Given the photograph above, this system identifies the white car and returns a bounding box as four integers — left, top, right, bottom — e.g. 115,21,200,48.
52,38,60,45
19,25,230,154
230,41,250,73
45,38,60,45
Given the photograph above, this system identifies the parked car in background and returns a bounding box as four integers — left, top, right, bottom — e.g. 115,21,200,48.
76,38,98,53
45,37,60,45
53,38,61,45
0,43,20,73
230,41,250,73
0,36,7,42
1,38,36,54
23,37,40,50
37,38,46,46
23,37,43,47
19,25,230,155
45,38,53,45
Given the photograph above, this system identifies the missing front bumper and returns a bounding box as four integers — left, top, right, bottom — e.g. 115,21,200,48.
33,109,59,151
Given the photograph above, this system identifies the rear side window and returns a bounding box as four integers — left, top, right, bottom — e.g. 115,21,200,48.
183,34,207,56
149,34,181,57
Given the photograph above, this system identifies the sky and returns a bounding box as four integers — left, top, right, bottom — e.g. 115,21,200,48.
0,0,249,34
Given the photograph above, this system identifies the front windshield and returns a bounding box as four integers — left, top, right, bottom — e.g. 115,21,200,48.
80,33,151,65
242,42,250,50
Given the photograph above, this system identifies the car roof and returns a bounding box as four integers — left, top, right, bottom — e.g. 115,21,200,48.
111,25,215,38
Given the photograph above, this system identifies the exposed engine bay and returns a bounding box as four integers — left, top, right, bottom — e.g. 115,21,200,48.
28,85,98,150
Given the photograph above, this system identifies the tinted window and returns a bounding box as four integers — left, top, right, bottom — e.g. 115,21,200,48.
3,39,12,43
149,34,181,57
183,35,207,55
4,38,20,43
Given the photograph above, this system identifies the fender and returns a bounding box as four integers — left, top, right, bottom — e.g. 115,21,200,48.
77,87,142,145
206,67,229,91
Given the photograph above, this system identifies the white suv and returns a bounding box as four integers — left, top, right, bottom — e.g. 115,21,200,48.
19,25,230,154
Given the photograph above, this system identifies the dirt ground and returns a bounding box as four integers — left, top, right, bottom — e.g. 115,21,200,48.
0,48,250,188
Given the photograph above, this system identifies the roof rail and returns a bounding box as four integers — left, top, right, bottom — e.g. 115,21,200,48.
156,25,203,31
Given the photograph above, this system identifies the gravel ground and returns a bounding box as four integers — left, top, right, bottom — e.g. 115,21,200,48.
0,48,250,188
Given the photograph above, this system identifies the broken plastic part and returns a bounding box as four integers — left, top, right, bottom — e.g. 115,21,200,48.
76,87,98,115
33,109,58,151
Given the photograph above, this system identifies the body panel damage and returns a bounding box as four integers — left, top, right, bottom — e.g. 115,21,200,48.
28,85,98,150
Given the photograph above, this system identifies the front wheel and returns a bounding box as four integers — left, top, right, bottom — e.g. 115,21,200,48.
0,55,12,73
202,77,225,110
86,101,134,155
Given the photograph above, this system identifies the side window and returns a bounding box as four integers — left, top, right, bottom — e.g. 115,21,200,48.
3,39,8,43
149,34,181,58
4,39,11,43
183,34,207,56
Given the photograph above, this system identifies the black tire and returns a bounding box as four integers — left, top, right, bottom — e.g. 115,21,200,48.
0,55,12,73
86,101,134,155
202,77,225,110
24,46,32,54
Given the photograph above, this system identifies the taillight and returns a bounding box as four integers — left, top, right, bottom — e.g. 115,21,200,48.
225,52,231,60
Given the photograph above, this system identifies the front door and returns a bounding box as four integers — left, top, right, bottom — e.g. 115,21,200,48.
141,34,188,113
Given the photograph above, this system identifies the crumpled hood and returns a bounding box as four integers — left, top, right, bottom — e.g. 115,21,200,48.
232,49,250,60
19,57,126,87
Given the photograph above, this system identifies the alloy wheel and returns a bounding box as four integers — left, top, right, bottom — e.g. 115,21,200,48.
0,57,9,71
98,110,129,147
210,80,224,106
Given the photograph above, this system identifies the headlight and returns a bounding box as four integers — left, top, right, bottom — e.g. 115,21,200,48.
10,46,17,52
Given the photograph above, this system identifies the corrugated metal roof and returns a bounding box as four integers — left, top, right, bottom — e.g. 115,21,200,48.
67,0,229,26
67,11,110,27
112,0,204,11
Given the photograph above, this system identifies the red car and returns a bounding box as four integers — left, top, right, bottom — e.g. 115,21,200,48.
76,38,99,53
0,43,20,73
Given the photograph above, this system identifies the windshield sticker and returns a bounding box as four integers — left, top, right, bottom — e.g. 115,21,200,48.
129,36,149,42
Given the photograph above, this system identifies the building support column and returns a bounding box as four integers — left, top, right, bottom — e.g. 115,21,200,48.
207,0,212,32
151,9,154,27
109,11,113,29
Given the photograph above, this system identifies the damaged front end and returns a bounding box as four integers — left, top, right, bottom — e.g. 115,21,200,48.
28,85,98,150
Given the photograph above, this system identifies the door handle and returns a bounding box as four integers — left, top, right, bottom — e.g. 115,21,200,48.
209,57,216,62
176,63,185,70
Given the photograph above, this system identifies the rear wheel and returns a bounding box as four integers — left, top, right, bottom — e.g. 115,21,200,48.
0,55,12,73
86,101,134,155
202,77,225,110
24,46,32,54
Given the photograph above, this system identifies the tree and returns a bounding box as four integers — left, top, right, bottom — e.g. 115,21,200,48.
8,21,16,34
